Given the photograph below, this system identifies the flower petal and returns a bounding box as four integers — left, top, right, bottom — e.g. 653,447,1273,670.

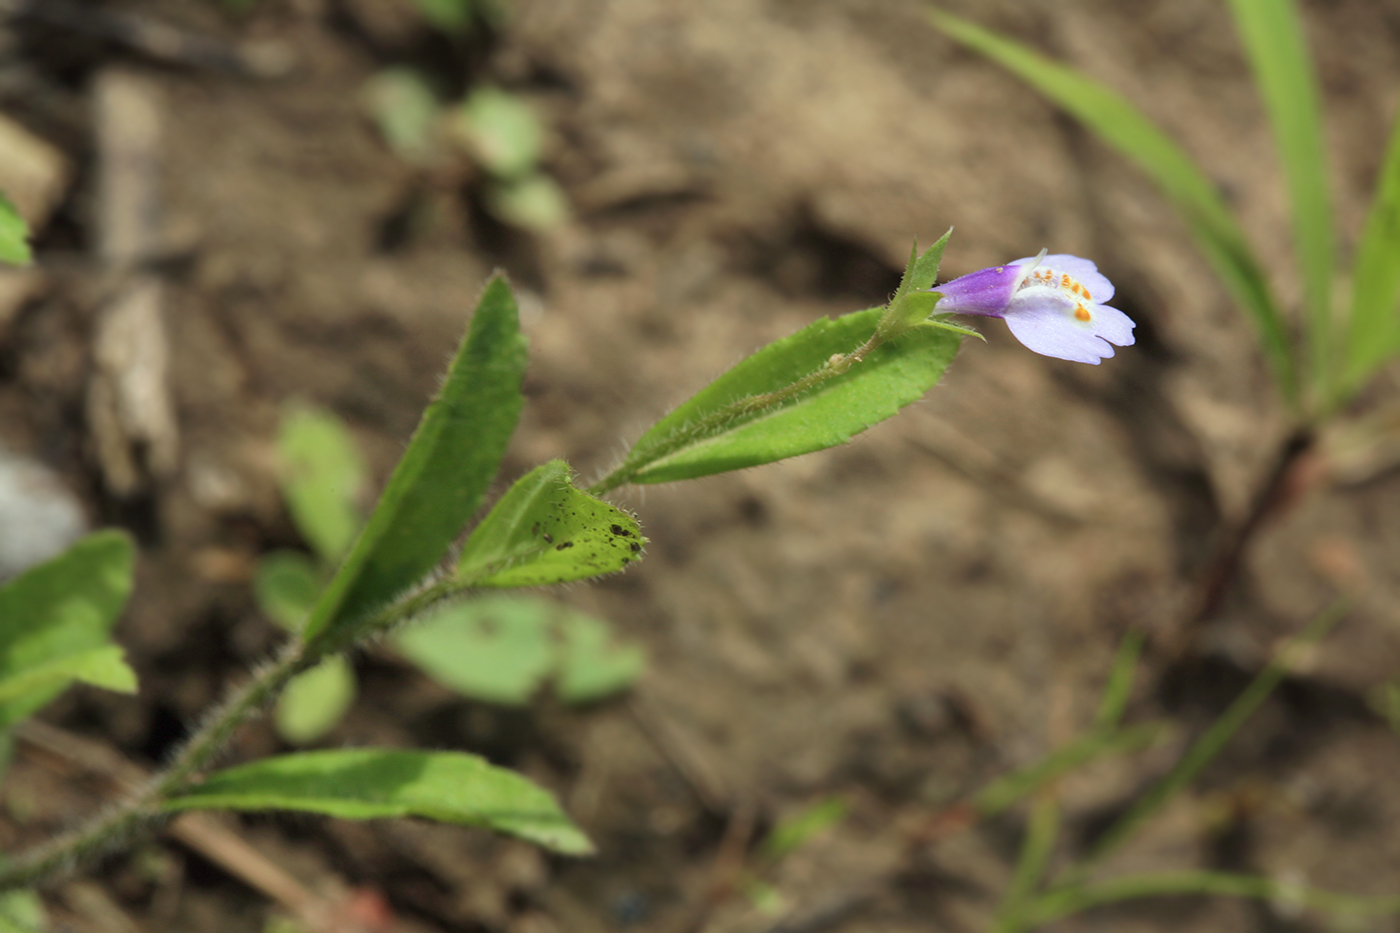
1001,291,1119,364
1087,302,1136,347
931,264,1023,316
1011,253,1115,303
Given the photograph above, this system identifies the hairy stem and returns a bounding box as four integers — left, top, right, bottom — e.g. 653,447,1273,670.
0,572,471,891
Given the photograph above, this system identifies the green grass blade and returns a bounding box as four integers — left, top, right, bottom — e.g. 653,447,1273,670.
162,748,592,855
1226,0,1335,402
928,9,1296,407
993,794,1061,933
1027,870,1400,926
973,722,1169,818
1073,600,1346,873
1094,630,1145,730
302,274,527,644
1341,108,1400,397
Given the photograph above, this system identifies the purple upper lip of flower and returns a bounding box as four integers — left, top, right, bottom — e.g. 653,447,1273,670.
930,252,1136,364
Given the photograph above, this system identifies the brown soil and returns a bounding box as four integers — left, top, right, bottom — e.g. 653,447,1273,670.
4,1,1400,931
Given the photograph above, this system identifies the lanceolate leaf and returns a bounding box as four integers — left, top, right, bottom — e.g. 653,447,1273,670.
162,749,593,855
0,530,136,729
604,307,959,487
928,9,1296,407
456,461,645,588
1226,0,1334,397
303,274,528,643
1342,109,1400,397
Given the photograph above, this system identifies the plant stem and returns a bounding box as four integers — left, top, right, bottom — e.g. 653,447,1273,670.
0,639,306,890
0,573,471,891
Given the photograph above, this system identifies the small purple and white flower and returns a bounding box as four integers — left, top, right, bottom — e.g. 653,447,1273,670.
930,251,1135,364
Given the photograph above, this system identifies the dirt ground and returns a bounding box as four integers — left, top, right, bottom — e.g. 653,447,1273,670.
4,0,1400,931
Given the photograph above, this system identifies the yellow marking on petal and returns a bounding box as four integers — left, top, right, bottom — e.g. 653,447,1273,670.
1075,304,1092,322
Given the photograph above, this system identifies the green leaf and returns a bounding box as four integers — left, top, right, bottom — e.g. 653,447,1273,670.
0,646,136,705
0,889,46,933
416,0,474,32
882,230,954,335
994,794,1060,933
0,530,135,730
759,796,848,863
486,174,570,231
303,274,528,644
456,461,645,588
274,655,356,745
161,748,593,855
0,193,31,266
1026,871,1400,927
395,594,644,706
1094,629,1145,730
254,550,323,633
928,9,1296,408
599,307,959,488
450,87,543,179
397,596,555,705
277,405,366,565
973,722,1170,818
1342,108,1400,396
554,612,646,704
1226,0,1334,399
362,68,443,165
894,229,953,301
1070,600,1346,875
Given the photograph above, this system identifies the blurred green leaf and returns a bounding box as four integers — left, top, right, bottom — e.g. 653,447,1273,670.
451,87,542,179
254,550,322,633
274,655,356,745
1342,109,1400,396
928,9,1296,408
555,612,645,703
759,797,847,863
416,0,473,32
0,192,31,266
1094,630,1145,730
1072,600,1346,875
456,461,645,589
0,530,135,730
303,274,528,644
162,748,593,855
397,597,553,705
601,306,959,488
1227,0,1334,398
0,646,135,705
278,405,366,565
1027,870,1400,927
973,722,1170,818
362,68,442,165
486,174,569,230
994,794,1060,933
0,889,46,933
395,594,644,706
